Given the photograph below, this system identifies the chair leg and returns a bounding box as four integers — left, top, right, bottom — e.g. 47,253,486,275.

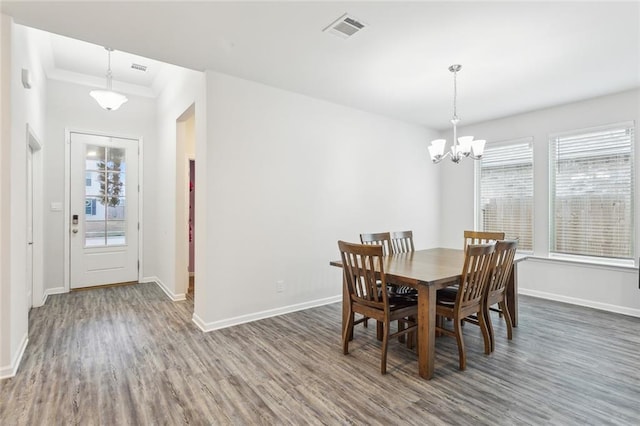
484,303,495,352
376,321,383,341
454,319,466,371
478,309,491,355
381,320,389,374
349,313,355,342
499,300,513,341
404,316,416,349
435,315,442,337
343,312,354,355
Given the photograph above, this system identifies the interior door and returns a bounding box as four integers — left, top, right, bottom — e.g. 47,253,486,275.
70,132,139,289
26,146,33,308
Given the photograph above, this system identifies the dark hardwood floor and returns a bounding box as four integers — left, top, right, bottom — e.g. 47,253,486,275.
1,282,638,425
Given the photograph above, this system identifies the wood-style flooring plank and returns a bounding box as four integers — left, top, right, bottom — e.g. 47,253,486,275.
1,282,639,425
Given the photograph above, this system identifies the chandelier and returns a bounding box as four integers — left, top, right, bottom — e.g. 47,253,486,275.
428,64,485,163
89,47,128,111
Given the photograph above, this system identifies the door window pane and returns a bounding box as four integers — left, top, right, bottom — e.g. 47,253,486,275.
107,197,126,220
107,147,125,171
85,171,103,196
85,198,97,216
85,220,106,247
85,145,106,171
106,221,126,245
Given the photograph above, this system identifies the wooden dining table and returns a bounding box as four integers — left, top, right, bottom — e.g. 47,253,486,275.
330,247,520,380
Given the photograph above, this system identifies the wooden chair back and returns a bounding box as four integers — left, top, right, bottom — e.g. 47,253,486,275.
455,243,496,316
486,239,518,302
339,241,388,309
463,230,505,252
360,232,392,256
390,230,414,254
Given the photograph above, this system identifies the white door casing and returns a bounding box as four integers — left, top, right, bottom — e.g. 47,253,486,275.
26,146,33,309
69,132,139,288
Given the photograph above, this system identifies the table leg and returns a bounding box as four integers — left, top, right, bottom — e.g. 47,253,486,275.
505,262,519,327
418,284,436,380
342,271,350,341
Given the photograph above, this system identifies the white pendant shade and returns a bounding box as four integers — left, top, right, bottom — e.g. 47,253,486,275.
90,89,128,111
90,47,128,111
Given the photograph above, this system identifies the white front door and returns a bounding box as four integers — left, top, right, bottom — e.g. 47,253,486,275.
70,132,139,289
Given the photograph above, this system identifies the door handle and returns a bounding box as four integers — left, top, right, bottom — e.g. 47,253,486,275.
28,242,33,245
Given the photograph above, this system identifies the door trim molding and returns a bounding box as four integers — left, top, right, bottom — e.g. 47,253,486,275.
64,128,144,292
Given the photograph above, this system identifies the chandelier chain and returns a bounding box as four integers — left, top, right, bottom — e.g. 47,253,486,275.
106,48,113,90
452,67,457,120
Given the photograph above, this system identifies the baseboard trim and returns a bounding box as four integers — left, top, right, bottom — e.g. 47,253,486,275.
192,294,341,332
33,286,67,307
0,332,28,380
520,288,640,318
140,276,186,301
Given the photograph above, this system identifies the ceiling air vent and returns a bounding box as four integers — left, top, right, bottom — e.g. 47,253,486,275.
131,63,147,72
323,13,366,39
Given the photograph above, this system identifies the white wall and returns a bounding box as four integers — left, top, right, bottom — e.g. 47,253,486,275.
439,89,640,316
44,79,157,292
0,19,47,378
194,71,440,330
0,13,13,377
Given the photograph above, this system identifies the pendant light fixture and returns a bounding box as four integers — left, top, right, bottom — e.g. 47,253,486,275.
428,64,485,163
89,47,128,111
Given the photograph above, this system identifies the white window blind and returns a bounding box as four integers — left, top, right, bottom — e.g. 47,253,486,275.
478,138,533,251
550,122,635,260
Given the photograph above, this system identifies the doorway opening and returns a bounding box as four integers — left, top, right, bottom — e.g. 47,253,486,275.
176,104,196,306
188,159,195,299
26,124,42,308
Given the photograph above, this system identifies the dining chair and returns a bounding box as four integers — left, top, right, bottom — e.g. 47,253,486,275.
358,232,392,335
439,230,505,299
360,231,392,255
390,230,415,254
463,230,505,252
436,243,495,370
390,230,418,299
482,239,518,352
389,230,418,345
338,240,418,374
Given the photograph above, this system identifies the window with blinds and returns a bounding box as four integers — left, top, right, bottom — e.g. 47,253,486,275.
549,122,635,260
477,138,533,251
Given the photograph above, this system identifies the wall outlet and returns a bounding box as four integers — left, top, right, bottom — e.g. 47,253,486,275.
276,280,285,293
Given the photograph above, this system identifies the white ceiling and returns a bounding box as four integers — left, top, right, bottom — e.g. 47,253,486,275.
3,1,639,130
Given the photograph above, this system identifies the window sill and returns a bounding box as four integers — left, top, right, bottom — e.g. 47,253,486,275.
524,254,638,273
